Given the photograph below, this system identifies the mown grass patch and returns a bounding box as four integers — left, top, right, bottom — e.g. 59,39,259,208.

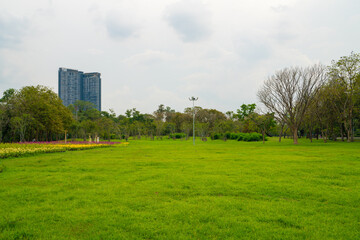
0,138,359,239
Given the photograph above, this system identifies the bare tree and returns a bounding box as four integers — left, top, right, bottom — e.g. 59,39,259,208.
257,64,327,144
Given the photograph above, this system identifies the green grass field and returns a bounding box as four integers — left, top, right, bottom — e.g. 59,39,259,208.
0,138,359,239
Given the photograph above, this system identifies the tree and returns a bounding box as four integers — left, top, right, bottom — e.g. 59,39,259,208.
236,104,257,133
196,122,210,138
7,86,73,141
81,120,97,140
328,52,360,142
236,104,256,120
0,104,7,142
69,100,100,121
10,114,34,142
154,104,166,138
249,112,276,144
0,88,15,102
258,64,327,144
305,88,334,143
225,111,235,120
97,117,115,141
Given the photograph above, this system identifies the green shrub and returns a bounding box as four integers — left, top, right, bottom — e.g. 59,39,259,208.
170,133,186,139
225,132,231,139
243,132,262,141
211,133,222,140
210,132,263,142
230,133,239,140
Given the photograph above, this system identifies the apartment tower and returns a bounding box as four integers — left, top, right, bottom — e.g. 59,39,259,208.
58,68,101,111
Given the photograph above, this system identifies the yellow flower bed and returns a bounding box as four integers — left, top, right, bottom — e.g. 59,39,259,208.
0,142,125,159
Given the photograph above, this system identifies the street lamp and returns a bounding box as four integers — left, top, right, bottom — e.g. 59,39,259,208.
189,96,198,145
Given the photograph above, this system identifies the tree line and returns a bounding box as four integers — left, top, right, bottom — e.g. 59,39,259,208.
258,52,360,144
0,52,359,144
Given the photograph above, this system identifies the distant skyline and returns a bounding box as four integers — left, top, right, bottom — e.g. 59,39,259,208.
0,0,359,115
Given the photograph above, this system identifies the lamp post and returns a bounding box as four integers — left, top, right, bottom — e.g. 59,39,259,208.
189,96,198,145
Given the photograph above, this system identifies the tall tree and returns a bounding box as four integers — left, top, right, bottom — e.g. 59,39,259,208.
258,64,327,144
328,52,360,142
154,104,166,138
7,86,73,141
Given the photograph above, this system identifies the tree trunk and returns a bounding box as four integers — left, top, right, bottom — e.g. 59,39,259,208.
283,127,288,139
262,129,265,144
347,129,351,143
308,124,313,143
344,117,351,142
340,124,344,141
293,127,298,144
350,117,354,142
278,125,284,142
333,132,337,141
321,129,327,143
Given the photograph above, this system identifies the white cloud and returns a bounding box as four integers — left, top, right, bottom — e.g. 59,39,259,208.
0,0,360,115
105,11,140,40
165,0,212,42
86,48,104,55
123,50,174,66
0,11,28,49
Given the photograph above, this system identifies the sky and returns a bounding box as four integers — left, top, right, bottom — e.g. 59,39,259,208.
0,0,359,115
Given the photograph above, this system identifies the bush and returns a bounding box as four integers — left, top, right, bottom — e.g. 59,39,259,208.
242,132,262,141
211,133,222,140
237,133,244,141
230,133,239,140
210,132,264,142
170,133,186,139
224,132,231,139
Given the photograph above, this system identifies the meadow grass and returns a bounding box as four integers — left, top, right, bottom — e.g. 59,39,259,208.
0,138,359,239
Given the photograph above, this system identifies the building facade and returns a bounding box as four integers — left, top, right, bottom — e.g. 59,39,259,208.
58,68,101,111
82,73,101,112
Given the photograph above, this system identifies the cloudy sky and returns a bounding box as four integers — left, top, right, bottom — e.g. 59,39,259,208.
0,0,359,115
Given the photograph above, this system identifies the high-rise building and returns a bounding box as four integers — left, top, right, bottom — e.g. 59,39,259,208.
58,68,101,111
58,68,83,107
82,72,101,112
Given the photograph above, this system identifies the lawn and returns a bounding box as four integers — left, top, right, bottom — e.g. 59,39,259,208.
0,138,359,239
